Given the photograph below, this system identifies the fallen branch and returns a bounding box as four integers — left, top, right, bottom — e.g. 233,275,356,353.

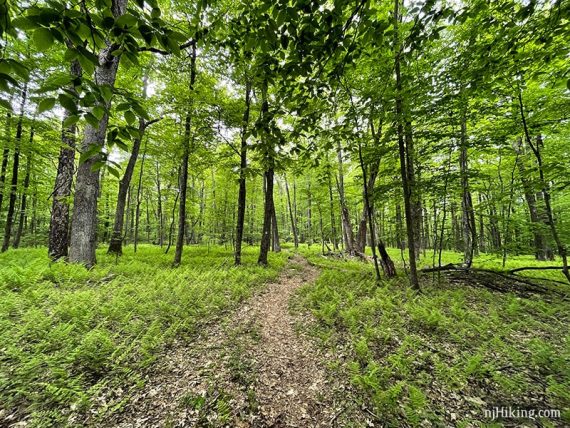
508,266,566,274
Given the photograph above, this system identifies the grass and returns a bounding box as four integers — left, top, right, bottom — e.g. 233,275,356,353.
296,246,570,427
0,244,287,427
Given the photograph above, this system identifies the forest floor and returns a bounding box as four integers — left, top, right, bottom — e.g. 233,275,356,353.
97,254,366,427
1,245,569,427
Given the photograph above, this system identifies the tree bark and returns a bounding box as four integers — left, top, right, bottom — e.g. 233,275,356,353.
134,140,147,252
393,0,419,289
69,0,127,267
336,142,355,253
459,101,477,267
108,120,148,255
2,84,27,252
258,78,273,266
519,91,569,282
285,175,299,248
0,99,12,213
234,80,251,265
513,138,550,260
13,128,34,248
173,41,197,266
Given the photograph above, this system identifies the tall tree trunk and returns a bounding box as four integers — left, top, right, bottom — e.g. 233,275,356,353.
357,142,382,282
234,80,251,265
258,78,273,266
514,138,550,260
69,0,127,267
134,140,147,252
108,120,149,254
271,196,281,252
285,175,299,248
2,85,27,252
394,0,419,289
327,171,338,250
356,159,380,253
13,128,34,248
173,42,196,266
336,142,355,253
459,102,477,267
0,99,13,212
155,160,163,246
518,91,569,281
48,60,81,260
258,168,274,265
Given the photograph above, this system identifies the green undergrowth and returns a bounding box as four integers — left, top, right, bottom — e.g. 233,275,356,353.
0,244,286,427
296,247,570,427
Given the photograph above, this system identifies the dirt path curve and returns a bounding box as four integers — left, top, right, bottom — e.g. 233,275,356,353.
98,254,360,427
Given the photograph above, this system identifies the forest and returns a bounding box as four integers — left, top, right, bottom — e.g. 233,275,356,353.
0,0,569,426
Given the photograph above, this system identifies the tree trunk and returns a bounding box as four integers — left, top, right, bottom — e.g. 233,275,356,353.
327,171,338,250
336,142,355,253
13,128,34,248
173,42,197,266
69,0,127,267
155,160,163,246
134,140,147,252
356,159,380,253
108,120,148,255
514,138,550,260
285,175,299,248
271,196,281,252
234,80,251,265
518,91,569,282
2,84,27,252
258,167,274,265
357,142,382,282
459,102,477,267
394,0,419,289
0,100,13,213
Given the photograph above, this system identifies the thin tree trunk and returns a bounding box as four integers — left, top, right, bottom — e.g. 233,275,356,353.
107,120,153,254
173,42,197,266
327,171,338,250
459,102,476,267
13,128,34,248
155,161,163,246
518,91,569,281
258,78,273,266
285,175,299,248
234,80,251,265
514,137,550,260
69,0,128,267
336,142,355,253
357,142,382,281
134,140,147,252
271,196,281,252
0,98,13,212
394,0,419,289
2,85,27,252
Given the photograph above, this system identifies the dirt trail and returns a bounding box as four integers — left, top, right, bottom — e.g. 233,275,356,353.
96,255,361,427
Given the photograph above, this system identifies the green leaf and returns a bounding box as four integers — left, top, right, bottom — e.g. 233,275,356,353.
124,110,136,125
58,94,78,113
84,112,101,127
115,14,138,28
63,114,80,127
107,165,121,179
33,28,55,51
100,85,113,103
38,97,56,113
92,105,106,121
